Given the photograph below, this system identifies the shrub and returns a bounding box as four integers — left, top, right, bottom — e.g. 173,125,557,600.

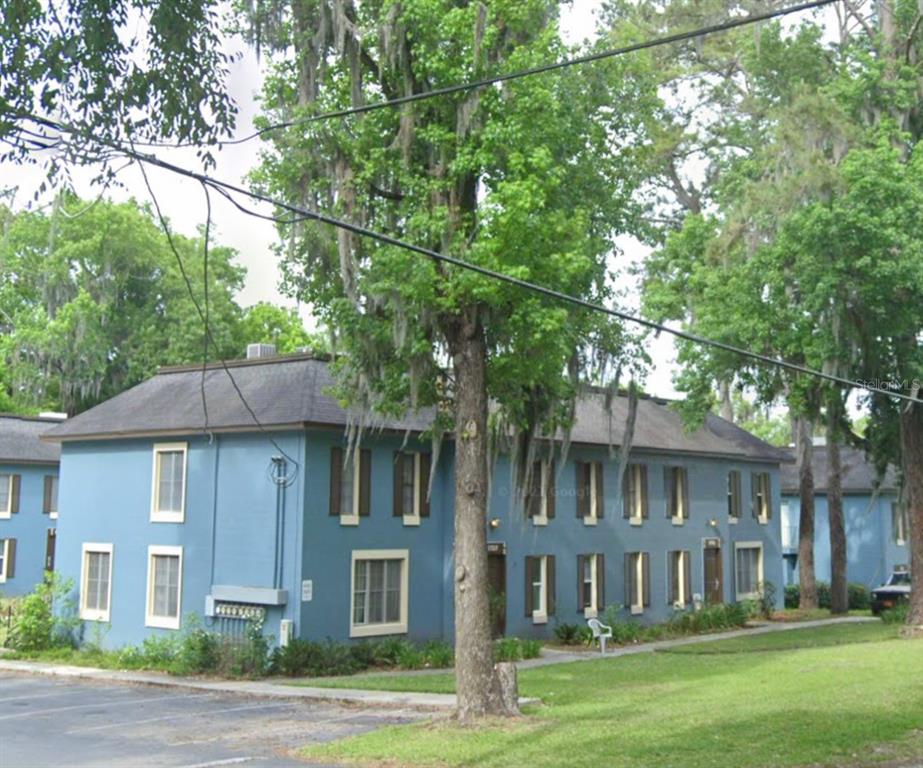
786,581,871,611
578,626,594,646
420,640,453,668
9,573,76,652
881,603,909,624
271,638,322,677
493,637,523,662
174,619,220,675
553,622,582,645
374,636,412,666
758,582,777,619
847,583,871,611
220,620,271,678
396,644,425,670
784,583,800,609
520,638,542,659
139,634,180,666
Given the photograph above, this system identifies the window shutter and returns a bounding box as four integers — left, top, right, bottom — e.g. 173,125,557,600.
419,453,431,518
527,462,541,518
595,463,604,519
546,461,556,519
668,551,678,604
623,466,632,519
6,539,15,579
892,503,900,543
664,467,674,519
595,553,605,611
10,475,20,515
546,555,556,615
763,474,771,519
624,553,632,606
684,550,693,604
751,473,759,518
524,557,535,617
43,476,53,514
682,469,691,519
329,447,343,516
640,465,649,519
359,449,372,517
576,554,585,611
393,452,404,517
642,552,651,607
731,472,741,517
575,463,588,518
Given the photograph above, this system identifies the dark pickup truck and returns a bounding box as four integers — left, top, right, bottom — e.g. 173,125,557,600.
871,570,911,615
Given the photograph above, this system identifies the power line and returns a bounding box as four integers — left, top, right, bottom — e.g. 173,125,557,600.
54,125,918,407
130,0,838,149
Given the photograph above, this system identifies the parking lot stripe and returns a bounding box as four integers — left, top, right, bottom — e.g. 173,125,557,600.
0,687,92,703
0,691,211,721
177,758,256,768
65,701,291,735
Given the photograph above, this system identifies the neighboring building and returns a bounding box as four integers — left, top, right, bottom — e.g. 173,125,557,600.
44,352,790,648
780,443,905,588
0,415,62,596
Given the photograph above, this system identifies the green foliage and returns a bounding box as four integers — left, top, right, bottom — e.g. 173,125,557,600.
784,582,870,611
236,302,325,354
493,637,524,662
520,639,542,660
552,622,583,645
420,640,454,669
173,617,220,675
881,603,910,625
9,573,77,652
758,582,777,620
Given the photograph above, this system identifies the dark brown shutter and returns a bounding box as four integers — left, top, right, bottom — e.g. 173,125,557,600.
640,465,649,519
419,453,431,518
527,462,541,518
682,469,691,519
763,474,772,519
892,503,900,543
642,552,651,607
359,449,372,516
751,472,760,518
595,553,605,611
684,550,693,604
546,461,556,519
576,554,586,611
595,463,604,518
669,551,678,604
43,476,53,514
524,557,535,616
664,467,674,519
546,555,556,615
393,452,404,517
6,539,15,579
329,447,343,516
10,475,20,515
624,553,632,606
623,466,632,518
575,463,588,518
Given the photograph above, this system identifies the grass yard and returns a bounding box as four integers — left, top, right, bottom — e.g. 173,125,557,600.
301,623,923,768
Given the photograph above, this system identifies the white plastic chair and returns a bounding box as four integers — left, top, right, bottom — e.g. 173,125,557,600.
587,617,612,654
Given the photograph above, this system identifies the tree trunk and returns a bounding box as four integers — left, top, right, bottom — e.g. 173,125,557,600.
795,416,818,609
448,313,501,720
827,414,848,614
900,400,923,626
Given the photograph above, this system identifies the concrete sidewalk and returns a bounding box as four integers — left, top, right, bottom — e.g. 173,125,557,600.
0,616,876,708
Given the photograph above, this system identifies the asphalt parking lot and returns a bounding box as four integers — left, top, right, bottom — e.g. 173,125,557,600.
0,672,427,767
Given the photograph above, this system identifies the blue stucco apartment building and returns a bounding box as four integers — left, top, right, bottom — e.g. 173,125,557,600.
780,443,907,588
0,415,61,596
44,353,790,648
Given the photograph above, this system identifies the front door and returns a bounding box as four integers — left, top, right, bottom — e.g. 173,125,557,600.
703,543,723,604
45,528,56,572
487,549,507,638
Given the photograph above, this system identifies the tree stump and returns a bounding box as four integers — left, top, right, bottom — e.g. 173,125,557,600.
489,661,521,716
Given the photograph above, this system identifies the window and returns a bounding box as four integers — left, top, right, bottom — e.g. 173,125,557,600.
0,538,15,583
350,550,409,637
668,550,692,607
330,447,371,525
751,472,771,523
524,555,555,623
727,471,742,521
624,551,650,614
735,542,763,600
892,502,909,546
393,452,431,525
577,553,604,617
44,475,59,519
0,473,19,518
151,443,187,523
576,462,604,524
526,460,555,526
622,464,648,524
146,545,183,629
80,543,113,622
665,466,690,523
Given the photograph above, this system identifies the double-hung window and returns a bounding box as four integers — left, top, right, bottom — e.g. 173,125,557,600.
623,464,648,524
577,553,604,617
393,452,431,525
727,471,742,522
624,551,650,614
0,473,19,519
350,550,409,637
151,443,187,523
665,467,690,524
330,447,371,525
44,475,59,519
575,462,604,525
80,543,113,622
146,545,183,629
734,542,763,600
751,472,771,523
0,538,15,583
524,555,555,624
668,550,692,607
526,460,555,526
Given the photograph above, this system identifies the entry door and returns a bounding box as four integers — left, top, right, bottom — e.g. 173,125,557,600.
45,528,56,572
703,544,723,604
487,551,507,638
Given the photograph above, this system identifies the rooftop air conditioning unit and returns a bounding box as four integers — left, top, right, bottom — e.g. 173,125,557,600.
246,343,277,360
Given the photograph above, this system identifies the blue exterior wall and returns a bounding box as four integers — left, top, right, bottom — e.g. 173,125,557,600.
0,462,58,597
781,492,905,588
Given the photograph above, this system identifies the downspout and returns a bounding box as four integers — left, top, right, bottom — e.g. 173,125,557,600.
209,435,221,586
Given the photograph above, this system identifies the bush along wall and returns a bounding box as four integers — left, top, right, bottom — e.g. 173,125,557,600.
784,582,870,611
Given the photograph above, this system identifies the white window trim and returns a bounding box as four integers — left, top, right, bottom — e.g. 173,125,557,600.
532,555,548,624
629,465,644,526
670,550,688,608
734,541,764,601
631,552,644,615
340,453,362,526
145,545,183,630
532,462,550,527
402,453,422,527
894,504,908,546
349,549,409,638
48,476,59,520
80,542,113,622
0,538,9,583
584,463,599,527
150,443,188,523
584,555,598,618
0,474,11,519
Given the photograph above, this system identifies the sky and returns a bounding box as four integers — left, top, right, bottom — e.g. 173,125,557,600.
3,1,677,398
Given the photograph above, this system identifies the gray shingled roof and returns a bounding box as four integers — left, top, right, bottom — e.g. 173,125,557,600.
43,354,790,463
0,415,62,464
781,445,899,494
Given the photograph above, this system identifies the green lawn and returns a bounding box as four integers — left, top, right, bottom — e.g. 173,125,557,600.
301,623,923,768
